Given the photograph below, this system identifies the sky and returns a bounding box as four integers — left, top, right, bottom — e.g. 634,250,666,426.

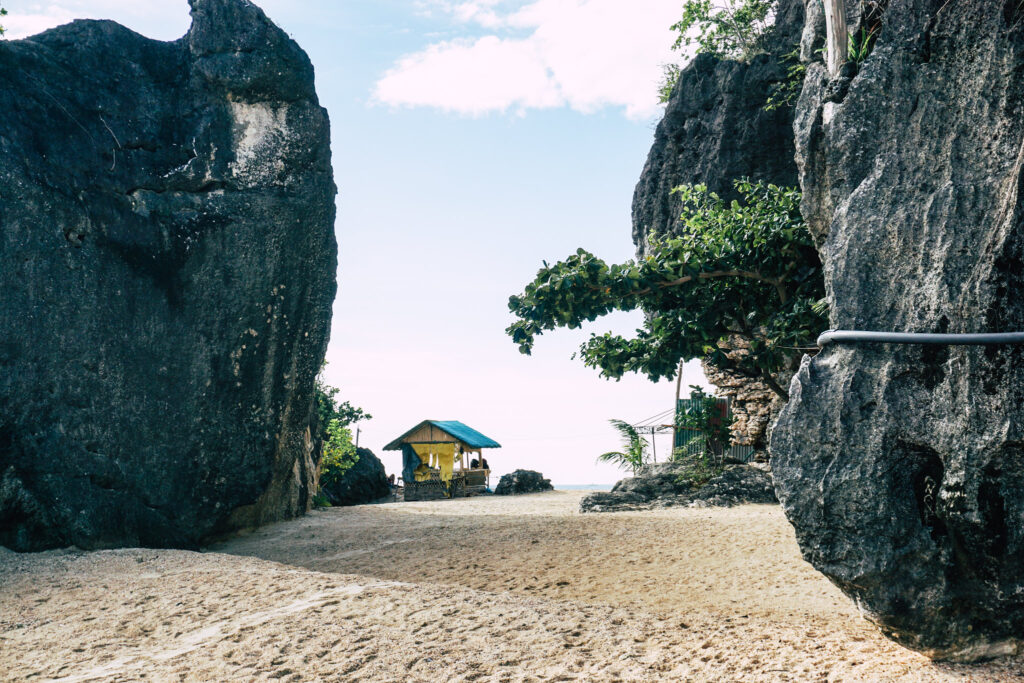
6,0,711,485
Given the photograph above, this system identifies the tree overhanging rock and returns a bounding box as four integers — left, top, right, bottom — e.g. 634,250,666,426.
0,0,337,551
631,0,805,450
772,0,1024,662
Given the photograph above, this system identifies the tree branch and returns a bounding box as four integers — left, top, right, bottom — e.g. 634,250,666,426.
759,367,789,400
626,270,786,297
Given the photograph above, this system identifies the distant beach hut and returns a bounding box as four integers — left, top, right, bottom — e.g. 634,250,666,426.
384,420,501,501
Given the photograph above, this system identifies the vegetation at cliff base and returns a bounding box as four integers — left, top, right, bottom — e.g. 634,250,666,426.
507,180,825,398
314,367,371,496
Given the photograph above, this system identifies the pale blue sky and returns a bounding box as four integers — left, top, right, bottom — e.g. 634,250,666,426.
9,0,709,484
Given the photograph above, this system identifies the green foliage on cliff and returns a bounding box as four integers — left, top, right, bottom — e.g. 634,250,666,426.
764,48,805,111
597,419,651,474
506,180,825,398
1,6,8,36
658,63,681,104
315,366,371,432
671,0,777,61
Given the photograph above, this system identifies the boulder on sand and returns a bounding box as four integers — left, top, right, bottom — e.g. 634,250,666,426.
494,470,553,496
320,448,390,507
580,462,776,513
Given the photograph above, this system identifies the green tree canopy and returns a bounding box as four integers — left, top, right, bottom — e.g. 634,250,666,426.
506,181,825,398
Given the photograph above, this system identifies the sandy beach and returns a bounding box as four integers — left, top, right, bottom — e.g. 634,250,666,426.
2,491,1022,682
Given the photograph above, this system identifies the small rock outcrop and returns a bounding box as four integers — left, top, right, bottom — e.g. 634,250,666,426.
320,448,389,507
494,470,553,496
0,0,336,551
579,463,776,513
772,1,1024,661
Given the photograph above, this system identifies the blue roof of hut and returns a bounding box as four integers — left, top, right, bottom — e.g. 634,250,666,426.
383,420,501,450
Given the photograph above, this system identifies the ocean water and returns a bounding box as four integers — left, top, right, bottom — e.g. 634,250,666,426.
554,484,613,491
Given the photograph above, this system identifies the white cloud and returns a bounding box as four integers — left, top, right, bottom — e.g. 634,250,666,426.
375,0,682,120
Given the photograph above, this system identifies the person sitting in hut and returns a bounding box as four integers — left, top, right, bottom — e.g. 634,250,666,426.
471,458,479,469
481,457,489,470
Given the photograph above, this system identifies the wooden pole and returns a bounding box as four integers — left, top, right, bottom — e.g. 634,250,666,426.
824,0,848,77
672,359,684,458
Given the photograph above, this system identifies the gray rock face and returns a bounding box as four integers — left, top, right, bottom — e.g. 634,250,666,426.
630,1,805,449
580,463,776,513
772,1,1024,661
0,0,336,551
494,470,553,496
321,448,390,507
631,0,804,249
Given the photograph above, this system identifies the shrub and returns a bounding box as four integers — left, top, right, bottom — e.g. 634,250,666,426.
672,448,725,489
319,419,359,489
671,0,777,61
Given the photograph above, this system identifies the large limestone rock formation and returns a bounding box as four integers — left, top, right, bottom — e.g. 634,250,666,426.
631,0,805,249
772,0,1024,661
631,0,805,451
0,0,337,551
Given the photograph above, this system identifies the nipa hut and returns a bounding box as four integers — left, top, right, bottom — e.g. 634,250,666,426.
383,420,501,501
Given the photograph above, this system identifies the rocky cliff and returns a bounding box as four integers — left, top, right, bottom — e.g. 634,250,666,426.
631,1,805,451
0,0,337,551
631,0,805,249
772,0,1024,661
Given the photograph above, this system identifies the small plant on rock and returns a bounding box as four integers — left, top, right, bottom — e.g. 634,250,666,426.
671,0,777,61
672,448,725,489
764,48,806,111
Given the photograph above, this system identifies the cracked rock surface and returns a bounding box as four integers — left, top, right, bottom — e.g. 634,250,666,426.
772,0,1024,661
0,0,336,550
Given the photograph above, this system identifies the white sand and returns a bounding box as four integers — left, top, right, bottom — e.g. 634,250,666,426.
2,491,1021,681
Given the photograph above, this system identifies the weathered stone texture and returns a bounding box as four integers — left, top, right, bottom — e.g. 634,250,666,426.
701,337,794,457
0,0,337,550
579,462,776,513
773,0,1024,661
494,470,553,496
631,0,804,250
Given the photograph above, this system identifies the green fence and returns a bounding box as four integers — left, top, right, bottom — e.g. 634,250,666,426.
673,397,756,463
